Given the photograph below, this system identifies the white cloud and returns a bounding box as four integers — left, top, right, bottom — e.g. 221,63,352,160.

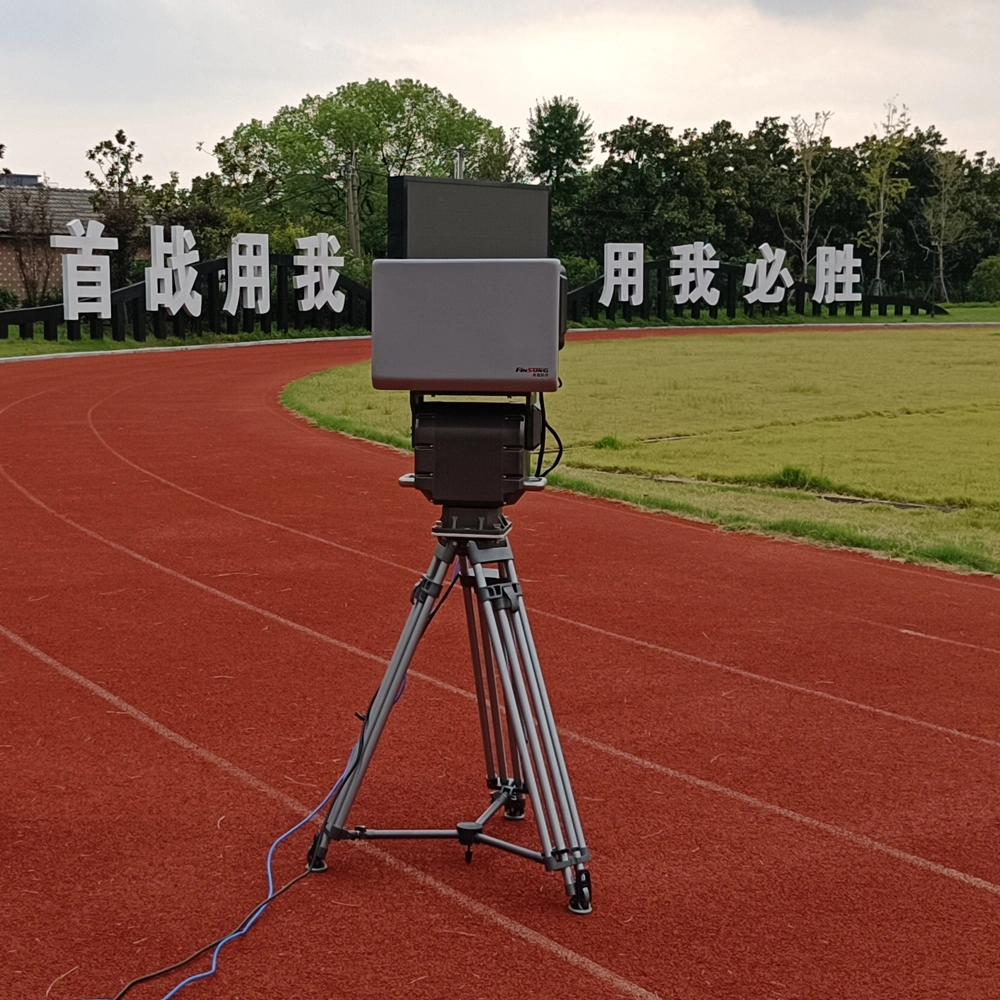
1,0,997,188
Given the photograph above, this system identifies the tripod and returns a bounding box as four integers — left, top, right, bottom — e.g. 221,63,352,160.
306,508,592,914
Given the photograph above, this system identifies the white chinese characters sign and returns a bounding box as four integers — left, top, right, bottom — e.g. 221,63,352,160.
50,219,118,320
224,234,270,315
599,243,643,307
814,245,862,304
146,225,202,317
670,242,719,306
743,243,794,304
294,233,346,312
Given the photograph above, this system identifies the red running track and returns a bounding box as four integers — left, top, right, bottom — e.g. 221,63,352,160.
1,339,998,1000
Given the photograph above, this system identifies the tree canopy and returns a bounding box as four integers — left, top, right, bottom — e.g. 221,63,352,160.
64,81,1000,302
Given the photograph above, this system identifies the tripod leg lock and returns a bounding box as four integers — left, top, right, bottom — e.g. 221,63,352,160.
411,576,443,605
481,581,522,611
543,845,592,871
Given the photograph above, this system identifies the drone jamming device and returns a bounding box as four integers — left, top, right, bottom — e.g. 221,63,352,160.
307,192,592,914
371,257,563,394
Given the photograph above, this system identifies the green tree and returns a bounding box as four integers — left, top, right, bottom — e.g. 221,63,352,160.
967,254,1000,301
729,117,796,257
780,111,834,282
525,97,595,257
573,117,720,260
212,79,506,258
85,129,153,287
525,96,594,194
474,127,527,184
921,150,972,301
144,172,236,260
857,102,912,294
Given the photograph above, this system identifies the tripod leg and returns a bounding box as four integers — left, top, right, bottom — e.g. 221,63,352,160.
308,539,458,870
477,587,525,812
467,556,556,864
504,555,588,857
506,580,592,910
468,539,592,913
460,558,500,787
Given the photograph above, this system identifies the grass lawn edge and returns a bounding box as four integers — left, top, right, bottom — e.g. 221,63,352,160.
280,384,1000,580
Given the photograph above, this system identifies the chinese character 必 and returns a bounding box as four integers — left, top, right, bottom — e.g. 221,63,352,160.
743,243,794,304
814,245,863,304
145,225,202,317
50,219,119,320
294,233,346,312
670,241,719,306
599,242,643,307
223,233,270,315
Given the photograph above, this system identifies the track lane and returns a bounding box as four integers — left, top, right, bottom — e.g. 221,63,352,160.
85,366,1000,693
2,342,999,999
6,623,999,1000
3,631,665,1000
4,386,999,885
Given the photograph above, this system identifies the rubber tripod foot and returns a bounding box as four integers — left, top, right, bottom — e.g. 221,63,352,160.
568,870,592,915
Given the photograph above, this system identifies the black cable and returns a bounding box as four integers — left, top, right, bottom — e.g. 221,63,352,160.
541,417,564,477
534,393,548,478
109,869,312,1000
426,568,460,623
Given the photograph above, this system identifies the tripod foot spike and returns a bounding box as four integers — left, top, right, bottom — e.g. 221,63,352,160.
568,870,592,915
306,832,330,873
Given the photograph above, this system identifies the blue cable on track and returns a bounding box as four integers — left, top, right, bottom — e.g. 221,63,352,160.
156,672,412,999
155,751,355,999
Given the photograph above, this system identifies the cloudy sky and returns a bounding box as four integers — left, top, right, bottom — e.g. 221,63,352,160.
2,0,998,189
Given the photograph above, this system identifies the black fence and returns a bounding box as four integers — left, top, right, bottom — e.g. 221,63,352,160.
1,253,946,343
567,260,946,324
0,254,372,342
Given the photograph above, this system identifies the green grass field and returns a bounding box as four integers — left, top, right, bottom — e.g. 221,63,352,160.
282,325,1000,576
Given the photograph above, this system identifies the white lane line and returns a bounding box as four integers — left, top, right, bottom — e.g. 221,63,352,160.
82,389,1000,744
7,616,1000,914
368,850,664,1000
0,387,53,420
559,729,1000,900
1,624,662,1000
854,618,1000,657
86,386,417,576
0,450,395,668
0,335,370,365
6,396,1000,897
534,611,1000,751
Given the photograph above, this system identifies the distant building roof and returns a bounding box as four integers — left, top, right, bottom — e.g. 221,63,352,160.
0,174,41,188
0,186,100,237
